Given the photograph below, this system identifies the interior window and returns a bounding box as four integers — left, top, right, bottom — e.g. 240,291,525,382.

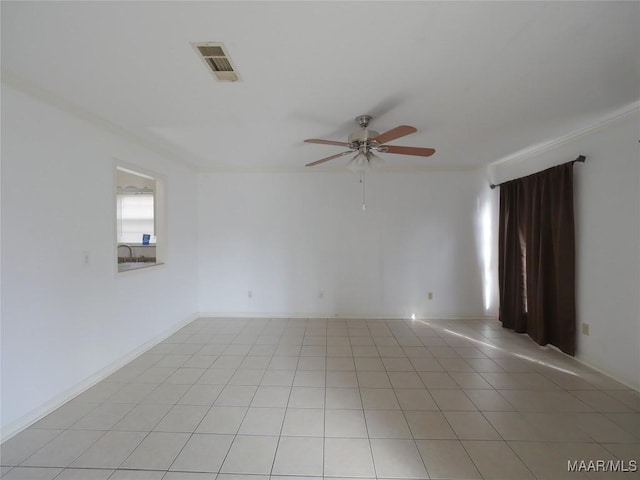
116,166,163,272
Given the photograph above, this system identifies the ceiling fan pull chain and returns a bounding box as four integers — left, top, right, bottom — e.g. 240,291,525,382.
361,170,366,211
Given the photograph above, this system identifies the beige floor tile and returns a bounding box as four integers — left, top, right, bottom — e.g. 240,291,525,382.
178,384,223,405
197,369,235,385
449,371,494,389
55,468,115,479
605,412,640,439
327,371,358,387
404,411,456,439
165,368,206,384
443,411,501,440
430,389,477,410
410,358,445,372
169,434,234,473
416,439,481,479
388,372,425,389
508,441,605,480
395,389,439,411
260,370,295,386
112,403,172,432
220,435,279,474
164,472,216,480
293,370,325,387
601,442,640,460
365,410,412,438
355,357,385,371
327,357,355,371
357,371,391,388
154,405,208,433
499,390,593,412
324,438,375,477
70,431,145,468
69,403,134,430
196,406,247,434
606,390,640,411
0,467,63,480
228,369,265,386
326,388,362,409
575,412,640,442
215,385,258,406
251,386,291,407
418,372,457,389
325,409,368,438
288,386,325,408
11,317,639,479
30,403,97,430
482,411,543,441
370,438,428,478
281,408,324,436
463,440,535,479
109,469,165,479
297,357,326,371
22,430,104,467
142,384,190,404
271,436,324,476
238,407,285,435
269,355,299,369
360,388,400,409
464,388,514,411
571,390,634,412
120,432,190,470
438,358,476,372
0,429,62,465
383,357,415,371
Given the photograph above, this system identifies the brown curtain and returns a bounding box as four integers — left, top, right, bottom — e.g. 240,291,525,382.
498,162,576,355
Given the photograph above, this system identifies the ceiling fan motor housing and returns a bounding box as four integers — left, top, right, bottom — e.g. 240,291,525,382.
348,129,380,150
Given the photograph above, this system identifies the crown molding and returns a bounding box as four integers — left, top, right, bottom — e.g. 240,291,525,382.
488,101,640,173
1,69,200,172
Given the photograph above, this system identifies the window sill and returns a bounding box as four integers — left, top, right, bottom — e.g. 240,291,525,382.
117,262,164,273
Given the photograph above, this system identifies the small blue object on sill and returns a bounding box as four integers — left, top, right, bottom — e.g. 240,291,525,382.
142,234,150,245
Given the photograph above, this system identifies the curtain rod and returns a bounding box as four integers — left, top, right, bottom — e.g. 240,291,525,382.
490,155,586,189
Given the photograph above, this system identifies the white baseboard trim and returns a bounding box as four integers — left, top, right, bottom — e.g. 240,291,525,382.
1,312,199,443
196,312,497,321
573,355,640,392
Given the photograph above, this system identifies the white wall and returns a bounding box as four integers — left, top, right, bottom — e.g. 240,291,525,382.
490,107,640,389
1,85,199,438
198,169,498,319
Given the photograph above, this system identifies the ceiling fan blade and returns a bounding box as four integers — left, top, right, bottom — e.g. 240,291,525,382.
305,150,353,167
384,145,436,157
373,125,417,145
304,138,350,147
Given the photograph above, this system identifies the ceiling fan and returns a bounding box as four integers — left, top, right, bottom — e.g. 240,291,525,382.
304,115,435,169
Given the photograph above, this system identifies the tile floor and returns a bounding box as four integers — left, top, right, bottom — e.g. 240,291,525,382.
1,317,638,479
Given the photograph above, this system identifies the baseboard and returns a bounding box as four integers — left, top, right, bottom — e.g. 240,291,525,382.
0,312,199,443
572,355,640,392
197,311,497,321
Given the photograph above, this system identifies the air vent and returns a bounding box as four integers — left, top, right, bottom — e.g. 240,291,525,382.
193,42,240,82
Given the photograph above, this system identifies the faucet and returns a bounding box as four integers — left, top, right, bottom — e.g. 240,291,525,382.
118,244,133,262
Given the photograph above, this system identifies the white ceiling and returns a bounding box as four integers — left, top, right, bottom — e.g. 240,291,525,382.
2,1,639,171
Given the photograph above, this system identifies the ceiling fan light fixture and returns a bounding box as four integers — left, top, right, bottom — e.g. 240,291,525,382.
347,150,382,172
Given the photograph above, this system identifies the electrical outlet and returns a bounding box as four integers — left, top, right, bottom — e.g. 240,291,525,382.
427,292,433,300
318,290,324,299
582,323,590,335
248,290,253,299
83,251,90,265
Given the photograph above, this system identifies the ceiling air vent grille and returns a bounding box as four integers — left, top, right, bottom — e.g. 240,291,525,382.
193,42,240,82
